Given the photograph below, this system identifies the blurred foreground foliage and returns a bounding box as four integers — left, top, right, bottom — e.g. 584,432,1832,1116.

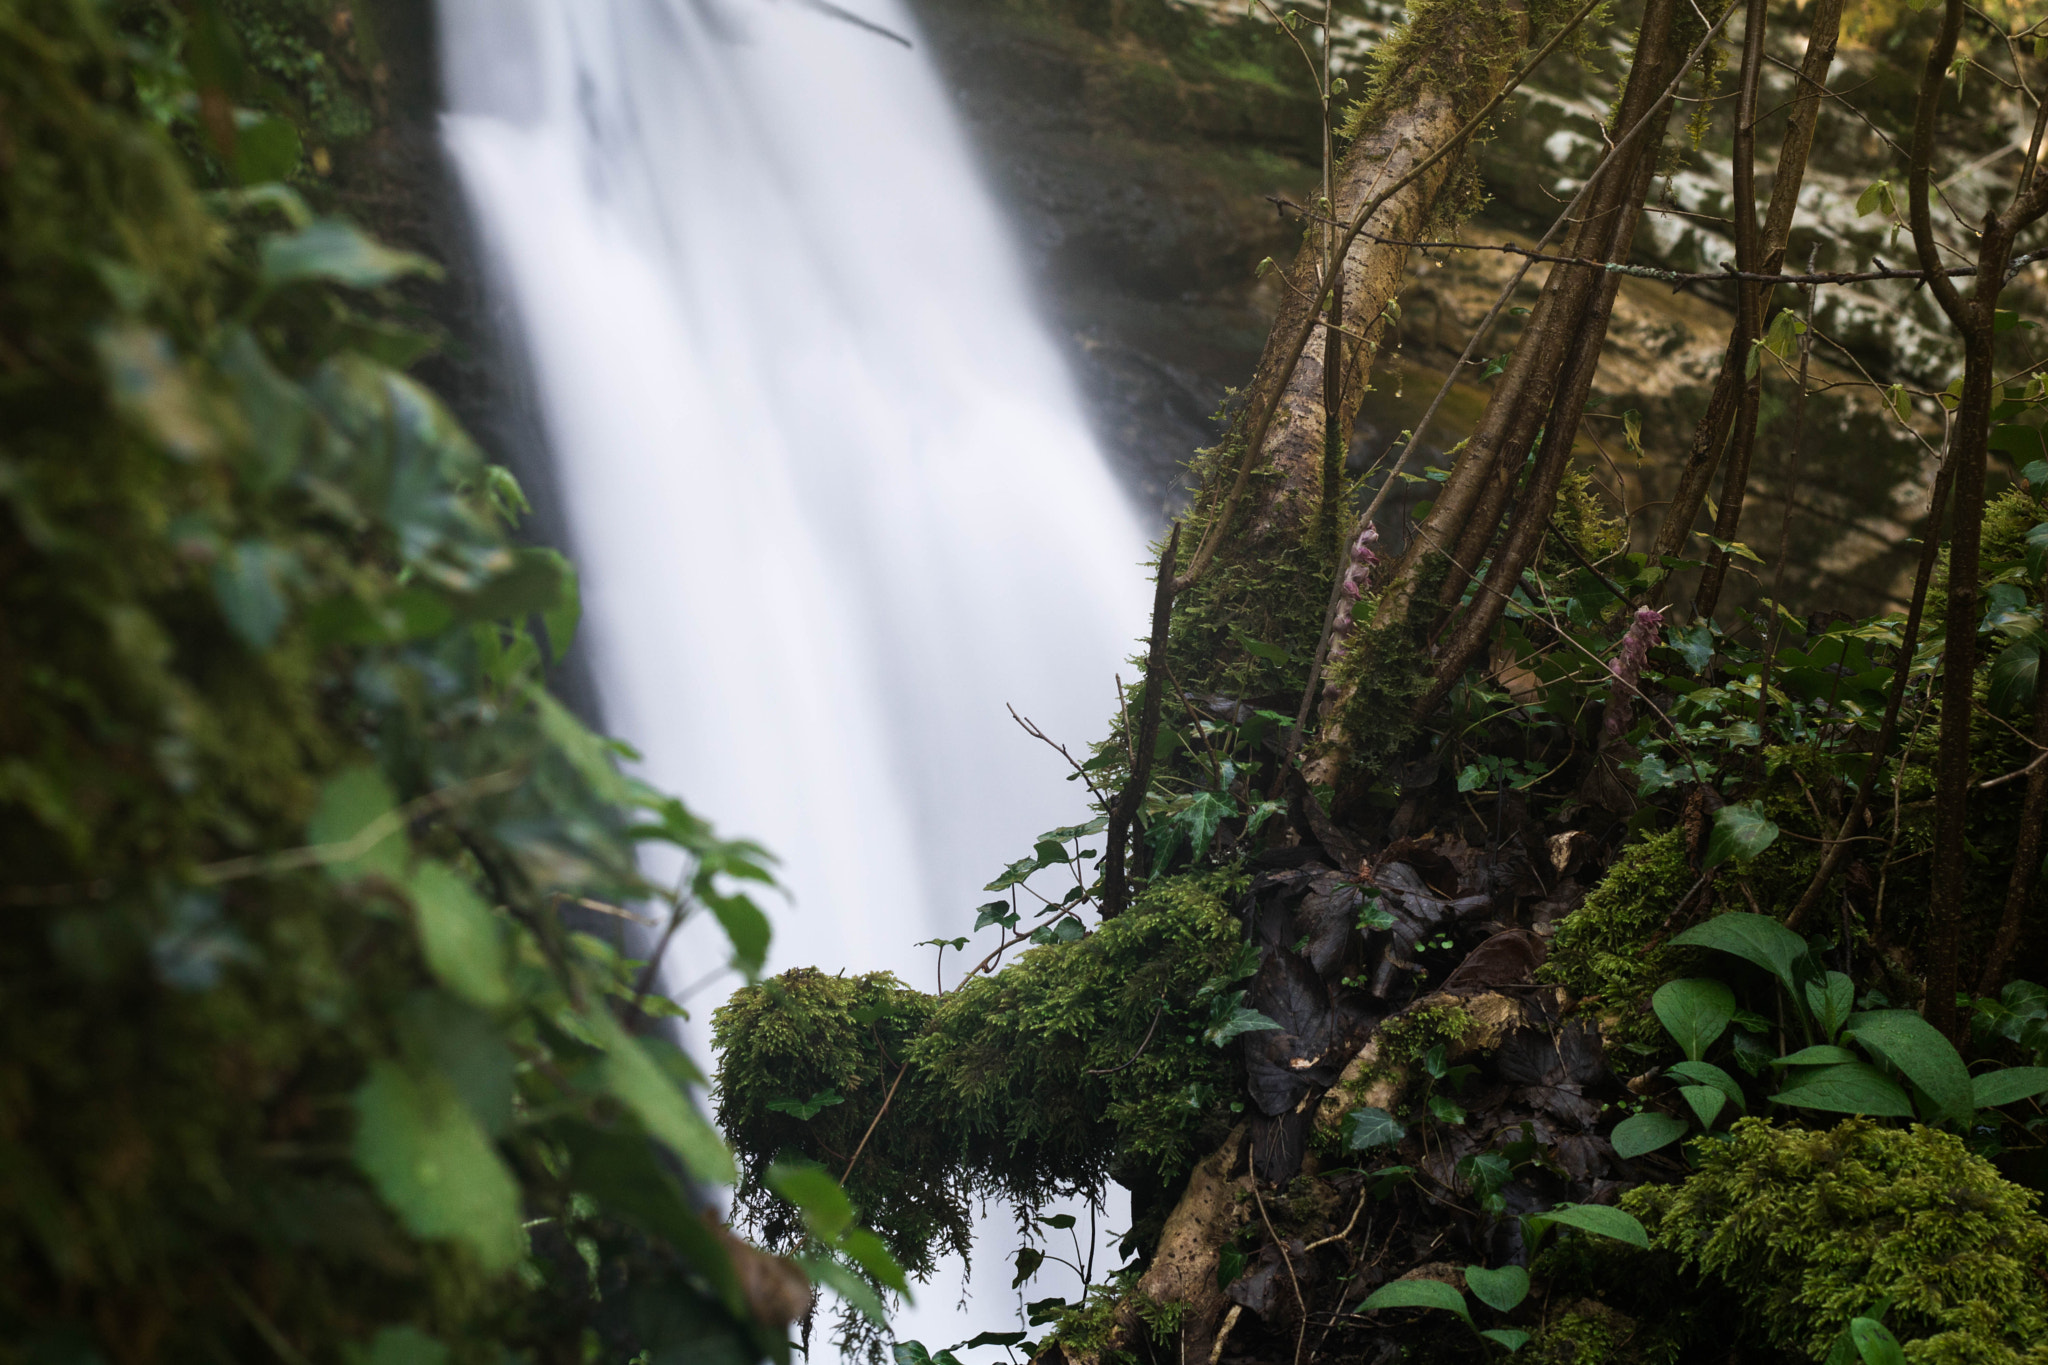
0,2,899,1361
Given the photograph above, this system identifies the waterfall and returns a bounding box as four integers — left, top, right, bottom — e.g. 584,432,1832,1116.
435,0,1149,1344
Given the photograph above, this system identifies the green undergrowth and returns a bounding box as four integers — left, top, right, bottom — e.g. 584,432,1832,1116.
716,873,1249,1281
1625,1118,2048,1365
1,4,816,1360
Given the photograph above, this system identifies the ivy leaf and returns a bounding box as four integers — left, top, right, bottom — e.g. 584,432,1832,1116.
262,219,441,290
1343,1105,1406,1150
1206,997,1282,1047
766,1089,845,1120
1217,1244,1248,1290
351,1061,524,1272
404,861,512,1011
593,1009,737,1185
974,900,1018,932
1702,804,1780,869
1011,1245,1044,1289
308,766,409,883
213,539,293,650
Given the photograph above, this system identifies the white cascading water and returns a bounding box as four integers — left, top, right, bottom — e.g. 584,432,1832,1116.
435,0,1149,1346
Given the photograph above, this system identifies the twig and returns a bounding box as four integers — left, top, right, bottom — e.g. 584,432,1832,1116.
1304,1190,1370,1252
1250,1139,1310,1365
842,1061,910,1183
1010,704,1109,806
1084,1002,1167,1076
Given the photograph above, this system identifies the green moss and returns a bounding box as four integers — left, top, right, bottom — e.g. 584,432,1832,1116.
1539,828,1693,1056
1551,463,1628,565
715,874,1249,1279
1528,1303,1631,1365
1625,1118,2048,1365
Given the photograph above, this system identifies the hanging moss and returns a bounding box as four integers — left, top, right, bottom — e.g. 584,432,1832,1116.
715,873,1251,1280
1624,1118,2048,1365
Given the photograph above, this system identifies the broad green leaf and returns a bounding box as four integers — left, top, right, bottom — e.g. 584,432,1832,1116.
1971,1066,2048,1107
1844,1010,1974,1125
405,861,511,1010
841,1226,910,1294
1668,1060,1745,1111
1673,912,1809,995
1678,1085,1726,1128
1773,1045,1859,1067
1850,1318,1908,1365
1770,1062,1916,1118
1611,1111,1690,1158
1216,1244,1247,1290
1524,1203,1650,1250
351,1061,523,1272
1357,1278,1471,1321
1013,1245,1045,1289
1231,626,1290,665
1653,979,1736,1061
1989,641,2039,715
1856,179,1895,217
591,1009,736,1185
1805,971,1855,1041
554,1121,744,1314
706,891,771,977
1481,1330,1532,1353
804,1251,891,1325
2028,522,2048,580
262,218,441,290
1702,804,1780,869
1463,1265,1529,1313
1344,1105,1407,1151
308,766,409,883
1668,623,1715,673
768,1161,854,1240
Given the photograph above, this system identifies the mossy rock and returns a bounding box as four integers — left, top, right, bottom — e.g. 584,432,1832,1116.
1625,1117,2048,1365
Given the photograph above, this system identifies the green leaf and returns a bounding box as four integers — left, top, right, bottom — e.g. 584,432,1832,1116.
233,114,301,185
1886,384,1913,424
706,890,772,977
1972,1066,2048,1107
804,1251,891,1325
1668,1060,1745,1111
1525,1204,1650,1250
1844,1010,1975,1125
1622,409,1643,454
1849,1318,1908,1365
351,1061,523,1272
1805,971,1856,1041
766,1089,845,1120
1769,1062,1916,1118
1611,1110,1689,1158
1012,1245,1044,1289
841,1225,910,1294
1702,804,1780,868
2027,522,2048,580
1344,1106,1407,1150
1481,1329,1533,1353
262,219,440,290
346,1326,449,1365
768,1161,854,1240
1856,179,1896,217
592,1009,736,1185
1678,1085,1727,1129
1231,626,1290,666
1206,1001,1282,1047
213,539,292,649
1773,1045,1860,1067
1463,1265,1529,1313
1357,1278,1471,1321
1673,912,1808,995
1989,641,2039,715
308,766,409,883
974,901,1018,932
1427,1094,1468,1125
1653,978,1736,1061
404,861,512,1010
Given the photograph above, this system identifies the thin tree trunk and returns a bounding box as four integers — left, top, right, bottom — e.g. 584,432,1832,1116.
1980,671,2048,994
1649,0,1842,575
